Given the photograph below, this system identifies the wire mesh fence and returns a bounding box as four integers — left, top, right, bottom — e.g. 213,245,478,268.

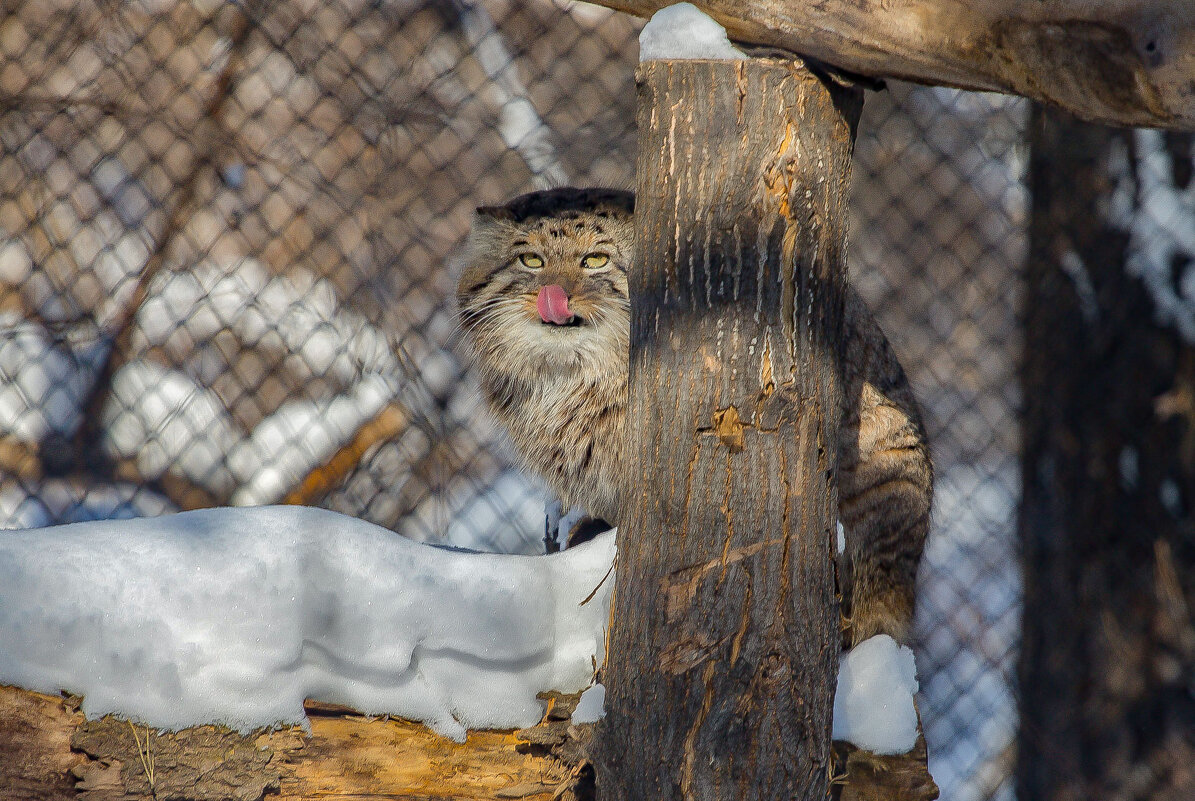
854,84,1025,801
0,1,1024,798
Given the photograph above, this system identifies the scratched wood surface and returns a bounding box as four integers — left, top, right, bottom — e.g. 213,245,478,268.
596,59,861,800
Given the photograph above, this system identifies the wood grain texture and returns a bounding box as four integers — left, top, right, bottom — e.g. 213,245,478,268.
596,59,860,800
0,686,88,800
0,686,580,801
594,0,1195,130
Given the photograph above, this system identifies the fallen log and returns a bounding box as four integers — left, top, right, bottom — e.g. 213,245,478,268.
2,683,937,800
0,685,583,801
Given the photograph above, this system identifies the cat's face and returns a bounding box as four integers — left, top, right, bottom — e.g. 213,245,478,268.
457,189,633,376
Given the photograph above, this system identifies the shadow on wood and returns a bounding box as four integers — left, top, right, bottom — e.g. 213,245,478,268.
597,58,858,800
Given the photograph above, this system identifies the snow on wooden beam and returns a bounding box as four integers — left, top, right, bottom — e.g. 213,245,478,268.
596,0,1195,130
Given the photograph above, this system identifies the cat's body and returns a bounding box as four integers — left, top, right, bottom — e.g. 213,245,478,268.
457,187,931,645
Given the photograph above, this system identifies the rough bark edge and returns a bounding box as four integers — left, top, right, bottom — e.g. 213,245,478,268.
0,685,576,801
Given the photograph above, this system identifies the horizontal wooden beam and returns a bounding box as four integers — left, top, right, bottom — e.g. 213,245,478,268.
2,684,937,799
0,686,576,801
599,0,1194,130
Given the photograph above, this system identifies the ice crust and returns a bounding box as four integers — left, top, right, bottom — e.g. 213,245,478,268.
639,3,745,62
0,506,615,741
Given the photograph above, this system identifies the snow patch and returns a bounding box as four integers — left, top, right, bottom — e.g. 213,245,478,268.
228,373,398,506
639,3,745,62
0,314,105,441
571,683,606,723
135,258,399,385
2,508,921,748
0,506,615,740
1111,130,1195,342
102,359,398,504
102,360,240,496
832,634,920,755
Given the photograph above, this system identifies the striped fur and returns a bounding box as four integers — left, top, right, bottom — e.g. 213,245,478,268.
457,187,931,646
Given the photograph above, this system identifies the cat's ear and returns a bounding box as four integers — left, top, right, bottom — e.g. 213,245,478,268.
467,204,513,256
475,204,516,221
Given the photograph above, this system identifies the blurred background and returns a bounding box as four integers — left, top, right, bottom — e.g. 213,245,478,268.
2,2,1192,800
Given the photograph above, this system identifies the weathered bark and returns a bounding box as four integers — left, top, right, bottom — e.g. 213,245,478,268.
0,686,588,801
596,59,859,800
1019,109,1195,800
589,0,1195,131
0,685,88,800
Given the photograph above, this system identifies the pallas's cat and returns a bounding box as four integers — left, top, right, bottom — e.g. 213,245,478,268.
457,187,931,645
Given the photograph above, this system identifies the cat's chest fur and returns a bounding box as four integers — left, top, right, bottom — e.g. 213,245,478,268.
482,367,626,523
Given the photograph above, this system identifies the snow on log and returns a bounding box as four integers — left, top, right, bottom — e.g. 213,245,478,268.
638,3,745,61
2,505,921,754
0,506,614,741
0,506,937,797
599,0,1195,130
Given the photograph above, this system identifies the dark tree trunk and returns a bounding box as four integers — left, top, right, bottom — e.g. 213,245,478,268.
1019,107,1195,801
595,59,862,800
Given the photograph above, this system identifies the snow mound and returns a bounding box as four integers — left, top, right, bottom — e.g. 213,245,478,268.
0,506,615,741
639,3,745,62
832,634,920,754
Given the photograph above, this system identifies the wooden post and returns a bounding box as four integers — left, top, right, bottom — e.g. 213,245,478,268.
597,59,862,799
1019,113,1195,800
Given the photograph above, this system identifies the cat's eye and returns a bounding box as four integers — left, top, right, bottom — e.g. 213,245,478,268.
583,253,609,269
519,253,544,269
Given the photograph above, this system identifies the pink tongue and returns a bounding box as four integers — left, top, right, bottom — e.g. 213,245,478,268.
537,284,574,325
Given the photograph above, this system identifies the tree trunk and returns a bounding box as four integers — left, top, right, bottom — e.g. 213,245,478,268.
1019,108,1195,801
596,59,861,800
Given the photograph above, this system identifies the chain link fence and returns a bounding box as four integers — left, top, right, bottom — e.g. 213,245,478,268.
854,84,1025,801
0,1,1024,798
